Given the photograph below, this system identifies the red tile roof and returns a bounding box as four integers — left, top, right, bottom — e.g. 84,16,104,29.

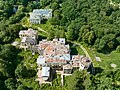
38,40,70,64
47,58,66,63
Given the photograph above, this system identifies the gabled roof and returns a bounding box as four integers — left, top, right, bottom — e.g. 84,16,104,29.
37,38,70,65
30,13,42,19
33,9,52,15
46,58,66,64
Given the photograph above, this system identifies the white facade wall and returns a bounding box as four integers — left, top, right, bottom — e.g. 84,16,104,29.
30,9,52,24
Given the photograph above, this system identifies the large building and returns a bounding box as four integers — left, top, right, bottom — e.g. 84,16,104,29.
37,38,70,66
62,55,92,75
36,38,93,83
30,9,52,24
71,55,92,70
19,28,38,50
18,35,93,84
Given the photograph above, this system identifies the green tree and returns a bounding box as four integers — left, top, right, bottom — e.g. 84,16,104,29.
0,24,24,44
83,74,92,90
4,1,13,18
47,30,55,40
67,21,79,41
19,0,29,6
0,44,18,61
53,10,62,20
51,2,60,10
15,64,27,78
0,80,6,90
49,17,60,25
65,70,86,90
116,45,120,53
5,78,16,90
40,0,51,7
17,85,28,90
0,72,7,90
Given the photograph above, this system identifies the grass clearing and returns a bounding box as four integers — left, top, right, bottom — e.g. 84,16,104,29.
85,47,120,69
38,31,47,37
76,46,85,55
95,51,120,69
20,15,120,71
20,16,30,27
75,42,120,70
32,20,53,32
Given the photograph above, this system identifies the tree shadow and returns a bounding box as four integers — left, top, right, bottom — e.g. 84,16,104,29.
7,48,23,77
27,70,37,78
41,19,47,24
97,47,116,54
49,68,57,82
37,36,47,42
94,67,103,75
70,44,78,55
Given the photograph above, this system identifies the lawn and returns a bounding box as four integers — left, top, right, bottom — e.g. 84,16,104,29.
20,16,50,37
20,16,30,27
32,20,53,32
75,42,120,70
86,47,120,69
95,51,120,69
20,15,120,71
76,46,85,55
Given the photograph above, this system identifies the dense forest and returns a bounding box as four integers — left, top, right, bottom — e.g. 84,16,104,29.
49,0,120,53
0,0,120,90
0,0,120,52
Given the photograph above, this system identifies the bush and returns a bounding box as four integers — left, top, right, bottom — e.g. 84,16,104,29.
116,45,120,53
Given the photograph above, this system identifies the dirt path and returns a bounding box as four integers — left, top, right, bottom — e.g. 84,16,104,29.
36,27,48,34
22,24,48,34
23,24,91,61
71,41,92,61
